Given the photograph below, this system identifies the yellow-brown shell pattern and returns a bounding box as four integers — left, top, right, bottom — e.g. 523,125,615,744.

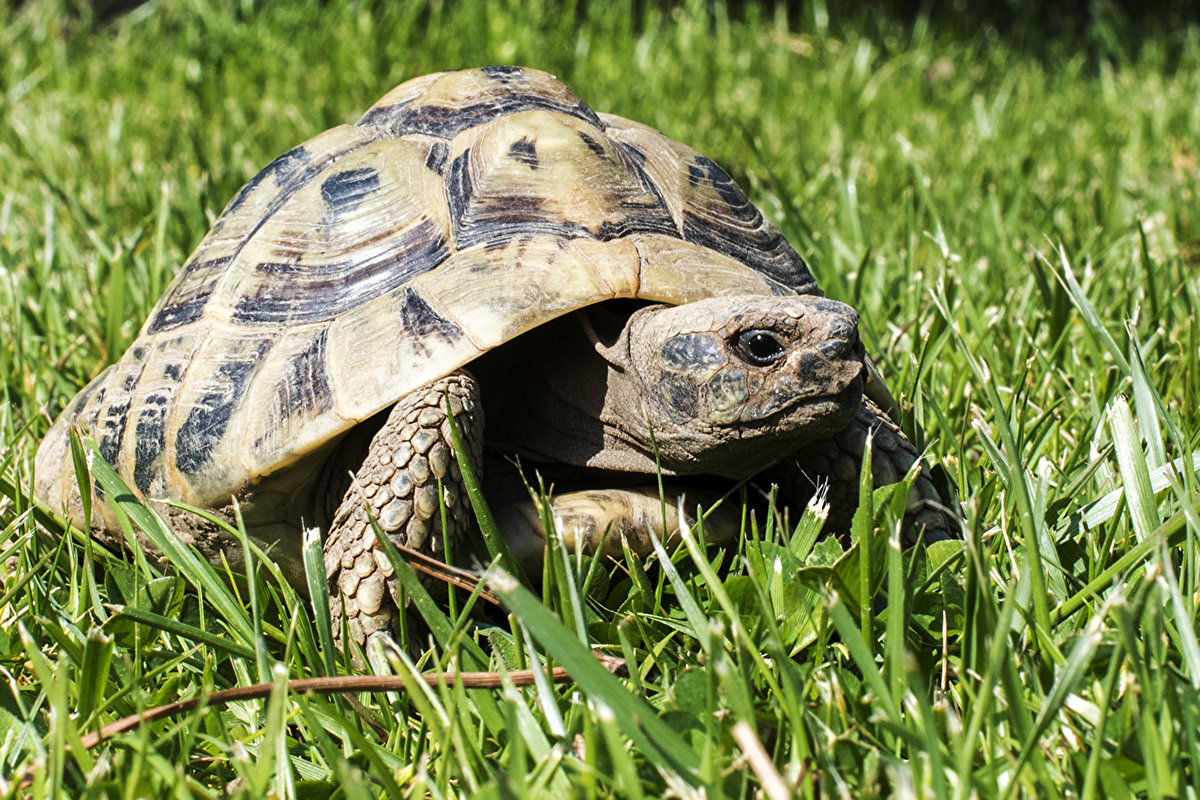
36,66,817,511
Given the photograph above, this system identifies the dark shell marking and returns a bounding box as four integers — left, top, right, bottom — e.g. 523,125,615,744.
231,217,450,326
508,138,539,169
679,156,807,290
144,126,385,335
133,396,170,492
397,288,464,356
283,329,335,417
480,65,524,81
601,116,818,295
425,142,449,174
321,168,381,214
359,94,605,142
37,66,820,515
446,112,678,250
175,347,268,476
227,146,311,214
145,256,230,334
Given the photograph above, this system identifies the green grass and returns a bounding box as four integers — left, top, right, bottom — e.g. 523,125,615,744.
3,0,1200,796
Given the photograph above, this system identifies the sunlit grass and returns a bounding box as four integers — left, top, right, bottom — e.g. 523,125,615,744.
2,0,1199,796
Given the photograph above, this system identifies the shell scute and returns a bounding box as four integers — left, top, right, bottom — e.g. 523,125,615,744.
125,340,200,493
132,400,169,493
219,136,452,327
445,110,677,250
397,287,464,351
631,234,785,302
144,256,230,334
319,167,381,214
601,114,818,295
357,68,603,141
241,326,344,474
322,283,481,423
226,145,312,215
174,357,256,475
246,328,339,444
169,333,274,500
92,350,154,469
144,124,378,336
411,236,632,350
34,366,112,512
424,141,450,174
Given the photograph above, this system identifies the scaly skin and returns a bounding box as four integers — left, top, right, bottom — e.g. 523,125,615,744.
323,372,481,649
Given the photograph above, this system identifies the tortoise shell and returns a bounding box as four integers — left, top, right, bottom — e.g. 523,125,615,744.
36,66,819,518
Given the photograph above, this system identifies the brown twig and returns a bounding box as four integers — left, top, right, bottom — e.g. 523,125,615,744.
394,541,505,606
82,653,626,748
15,652,626,790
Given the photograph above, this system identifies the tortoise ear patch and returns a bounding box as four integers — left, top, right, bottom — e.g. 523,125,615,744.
658,372,700,420
659,333,725,371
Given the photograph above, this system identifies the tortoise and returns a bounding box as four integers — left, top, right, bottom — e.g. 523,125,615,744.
35,66,951,648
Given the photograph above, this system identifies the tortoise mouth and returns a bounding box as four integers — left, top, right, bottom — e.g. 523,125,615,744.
767,363,865,419
699,361,865,428
650,367,865,479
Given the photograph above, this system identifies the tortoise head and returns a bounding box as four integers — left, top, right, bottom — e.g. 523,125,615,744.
611,295,866,478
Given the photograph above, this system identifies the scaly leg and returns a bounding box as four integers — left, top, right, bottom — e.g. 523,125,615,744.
323,372,482,649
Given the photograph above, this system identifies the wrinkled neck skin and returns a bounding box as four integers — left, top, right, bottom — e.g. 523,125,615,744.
470,306,658,474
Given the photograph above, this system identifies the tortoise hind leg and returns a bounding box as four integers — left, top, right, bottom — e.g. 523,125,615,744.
323,371,482,650
493,483,744,570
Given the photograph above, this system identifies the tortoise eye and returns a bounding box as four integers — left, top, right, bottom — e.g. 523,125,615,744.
735,330,786,366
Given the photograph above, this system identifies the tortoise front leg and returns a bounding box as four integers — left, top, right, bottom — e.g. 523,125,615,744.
776,399,956,546
323,371,483,650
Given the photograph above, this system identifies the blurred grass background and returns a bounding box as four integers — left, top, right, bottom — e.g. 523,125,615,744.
2,0,1199,796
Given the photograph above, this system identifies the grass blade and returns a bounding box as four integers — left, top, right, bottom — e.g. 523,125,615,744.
488,569,702,783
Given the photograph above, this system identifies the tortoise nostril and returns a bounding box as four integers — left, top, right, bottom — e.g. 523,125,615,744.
820,338,849,359
816,324,859,359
